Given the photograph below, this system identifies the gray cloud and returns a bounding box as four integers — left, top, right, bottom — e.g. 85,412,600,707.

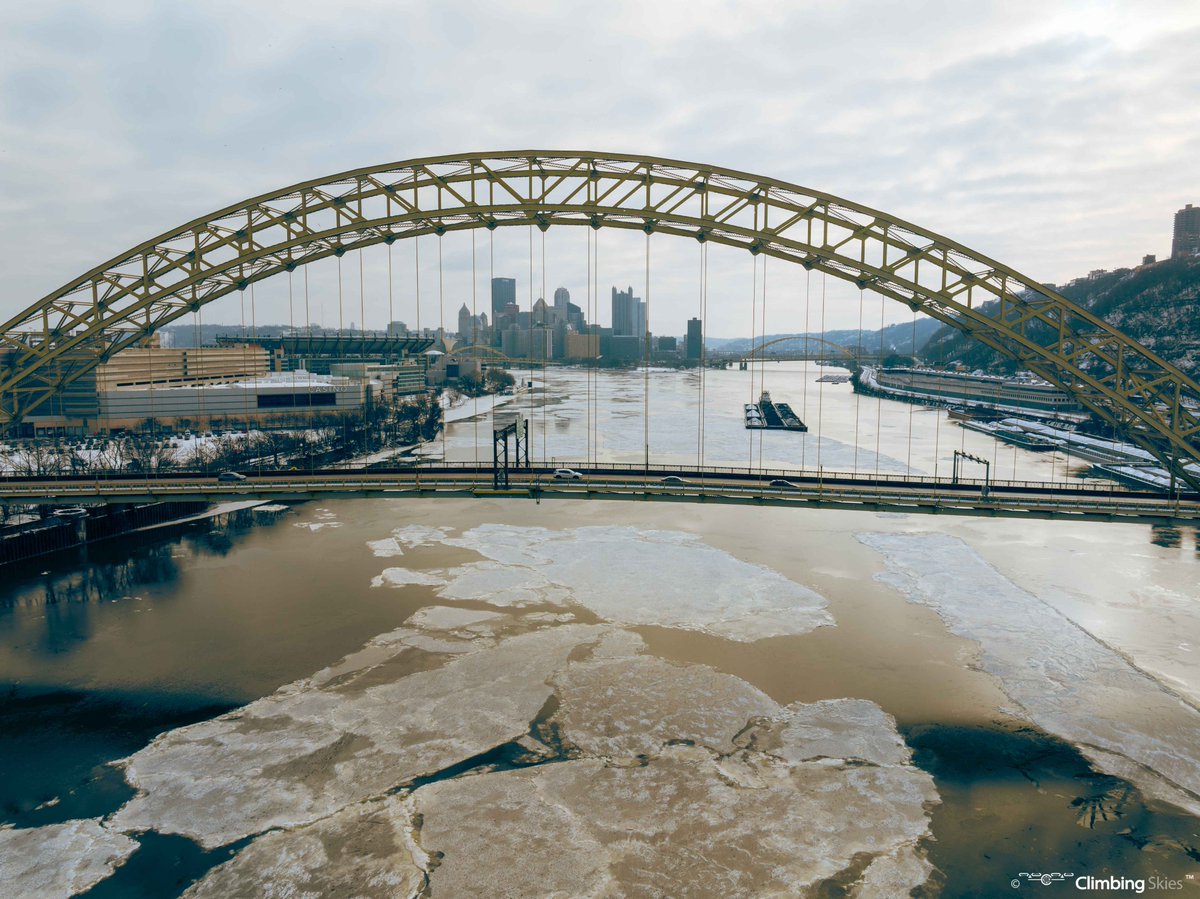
1,0,1195,336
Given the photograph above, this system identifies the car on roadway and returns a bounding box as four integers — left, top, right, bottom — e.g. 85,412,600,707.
769,479,798,489
217,471,247,482
553,468,584,480
659,475,688,485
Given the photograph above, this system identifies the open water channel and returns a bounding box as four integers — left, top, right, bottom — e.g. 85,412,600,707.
2,365,1198,897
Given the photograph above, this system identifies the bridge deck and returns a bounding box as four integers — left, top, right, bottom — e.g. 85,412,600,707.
2,467,1196,524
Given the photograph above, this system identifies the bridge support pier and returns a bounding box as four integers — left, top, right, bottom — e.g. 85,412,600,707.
493,418,529,488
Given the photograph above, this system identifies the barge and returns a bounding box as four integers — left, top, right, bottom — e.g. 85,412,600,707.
744,391,808,431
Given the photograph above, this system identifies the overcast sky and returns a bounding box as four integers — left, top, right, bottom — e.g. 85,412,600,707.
1,0,1196,337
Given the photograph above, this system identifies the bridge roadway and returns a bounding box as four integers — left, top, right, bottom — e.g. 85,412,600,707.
3,465,1197,524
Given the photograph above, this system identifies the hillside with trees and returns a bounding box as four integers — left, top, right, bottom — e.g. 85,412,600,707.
920,256,1200,376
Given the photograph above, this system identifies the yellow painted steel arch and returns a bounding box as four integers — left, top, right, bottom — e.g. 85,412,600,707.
450,344,515,363
2,151,1198,487
737,336,860,362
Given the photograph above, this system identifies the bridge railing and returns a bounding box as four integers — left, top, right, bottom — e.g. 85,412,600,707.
2,459,1191,500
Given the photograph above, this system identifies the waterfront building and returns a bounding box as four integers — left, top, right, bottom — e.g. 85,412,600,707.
457,304,488,346
686,318,702,361
491,277,517,316
867,367,1084,416
98,371,366,430
612,286,643,336
1172,204,1200,258
329,360,427,399
566,332,600,359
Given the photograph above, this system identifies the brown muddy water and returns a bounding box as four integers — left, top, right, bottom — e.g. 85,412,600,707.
0,493,1197,897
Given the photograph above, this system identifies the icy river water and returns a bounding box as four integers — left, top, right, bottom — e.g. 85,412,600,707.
2,365,1199,898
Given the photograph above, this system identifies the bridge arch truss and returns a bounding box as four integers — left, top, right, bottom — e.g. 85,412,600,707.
2,151,1198,488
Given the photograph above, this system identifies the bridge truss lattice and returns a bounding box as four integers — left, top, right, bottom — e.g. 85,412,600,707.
2,151,1198,488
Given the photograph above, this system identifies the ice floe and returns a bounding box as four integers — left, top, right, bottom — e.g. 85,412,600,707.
553,653,780,758
858,531,1200,817
49,602,938,895
370,567,446,588
183,796,425,899
420,524,834,641
109,622,607,848
414,736,935,897
0,818,137,898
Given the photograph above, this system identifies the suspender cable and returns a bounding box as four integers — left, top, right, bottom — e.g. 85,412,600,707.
337,255,344,359
758,254,768,475
801,267,811,471
240,287,248,442
748,253,758,469
587,226,593,471
288,266,297,468
471,226,478,469
696,241,704,471
875,289,884,481
387,240,394,329
359,249,366,346
528,223,535,458
816,270,826,472
489,224,496,464
304,264,314,471
907,309,916,474
541,227,548,464
699,241,708,474
251,279,261,474
643,230,651,481
853,285,864,474
438,233,446,462
591,224,600,469
196,302,206,446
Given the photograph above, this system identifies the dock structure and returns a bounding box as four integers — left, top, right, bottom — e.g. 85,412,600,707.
744,391,808,431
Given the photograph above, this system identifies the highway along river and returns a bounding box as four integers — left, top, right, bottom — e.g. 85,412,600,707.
1,365,1198,897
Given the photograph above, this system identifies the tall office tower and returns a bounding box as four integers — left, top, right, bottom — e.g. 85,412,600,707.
491,277,517,316
633,298,647,339
553,287,570,310
1172,204,1200,258
458,304,473,340
612,285,636,336
686,318,702,360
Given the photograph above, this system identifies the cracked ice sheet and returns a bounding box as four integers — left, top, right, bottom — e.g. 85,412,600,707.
859,532,1200,817
406,635,937,896
416,734,936,897
108,622,607,848
434,524,833,641
0,819,137,898
182,796,425,899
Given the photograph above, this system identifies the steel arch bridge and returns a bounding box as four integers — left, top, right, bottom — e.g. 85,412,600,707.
449,344,516,363
2,150,1198,489
736,336,863,363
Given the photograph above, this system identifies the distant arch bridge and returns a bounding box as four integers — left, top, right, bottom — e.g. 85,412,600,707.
2,151,1198,488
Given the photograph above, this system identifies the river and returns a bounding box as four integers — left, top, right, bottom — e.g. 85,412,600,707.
1,365,1197,898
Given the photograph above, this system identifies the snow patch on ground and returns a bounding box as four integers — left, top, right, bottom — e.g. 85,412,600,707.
858,532,1200,817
